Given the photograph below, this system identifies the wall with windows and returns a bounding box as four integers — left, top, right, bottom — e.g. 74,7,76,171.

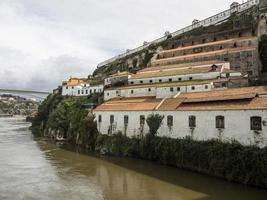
104,83,214,101
62,84,103,96
94,109,267,147
128,71,220,86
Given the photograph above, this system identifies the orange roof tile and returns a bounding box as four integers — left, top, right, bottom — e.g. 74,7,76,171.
94,97,161,111
131,66,222,80
139,60,226,73
95,86,267,112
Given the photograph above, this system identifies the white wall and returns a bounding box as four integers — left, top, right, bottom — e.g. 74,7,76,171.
104,83,213,101
128,72,220,85
62,84,103,96
94,109,267,147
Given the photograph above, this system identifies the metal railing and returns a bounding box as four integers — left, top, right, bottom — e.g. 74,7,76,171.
97,0,259,68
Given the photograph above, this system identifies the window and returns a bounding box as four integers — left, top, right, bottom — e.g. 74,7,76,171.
169,78,172,82
94,89,96,93
72,86,74,89
81,90,84,95
78,90,80,95
124,115,129,124
189,77,193,80
159,79,162,82
177,87,180,91
149,80,153,83
116,90,119,94
191,86,195,90
205,85,208,89
131,90,134,94
110,115,114,124
170,87,174,92
167,116,173,127
250,116,262,131
148,88,151,92
140,81,143,84
98,115,102,123
140,115,145,125
107,92,109,96
189,116,196,128
178,78,182,81
216,116,225,129
130,81,134,84
66,86,68,89
222,83,227,87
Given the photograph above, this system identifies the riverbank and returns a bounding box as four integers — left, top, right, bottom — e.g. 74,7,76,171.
2,117,267,200
31,93,267,189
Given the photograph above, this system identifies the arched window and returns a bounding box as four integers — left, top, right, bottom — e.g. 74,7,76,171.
189,116,196,128
216,116,225,129
98,115,102,123
167,116,173,127
250,116,262,131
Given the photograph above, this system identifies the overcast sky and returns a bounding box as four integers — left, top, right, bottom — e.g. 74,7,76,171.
0,0,241,92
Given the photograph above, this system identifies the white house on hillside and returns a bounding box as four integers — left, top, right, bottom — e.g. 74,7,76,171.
62,78,103,96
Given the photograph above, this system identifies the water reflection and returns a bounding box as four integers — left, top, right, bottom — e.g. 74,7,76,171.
0,117,266,200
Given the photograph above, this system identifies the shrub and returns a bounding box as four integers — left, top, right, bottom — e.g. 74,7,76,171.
146,114,164,136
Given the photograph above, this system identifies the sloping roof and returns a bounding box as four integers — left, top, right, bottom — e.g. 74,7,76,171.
94,97,162,111
139,60,226,73
130,65,222,80
95,86,267,111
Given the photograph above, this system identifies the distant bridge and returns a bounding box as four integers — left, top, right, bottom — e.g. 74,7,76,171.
0,88,51,101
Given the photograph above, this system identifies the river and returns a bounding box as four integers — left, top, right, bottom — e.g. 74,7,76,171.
0,117,267,200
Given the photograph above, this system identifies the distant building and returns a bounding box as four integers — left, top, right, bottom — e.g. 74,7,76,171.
62,78,103,96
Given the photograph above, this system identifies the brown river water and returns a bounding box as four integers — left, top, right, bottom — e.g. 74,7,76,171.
0,117,267,200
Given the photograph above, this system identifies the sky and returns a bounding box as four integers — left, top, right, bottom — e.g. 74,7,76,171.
0,0,242,92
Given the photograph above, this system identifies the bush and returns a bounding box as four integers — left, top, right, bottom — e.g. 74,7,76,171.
146,114,164,136
93,133,267,188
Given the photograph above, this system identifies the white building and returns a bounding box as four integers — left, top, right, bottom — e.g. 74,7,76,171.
62,78,103,96
104,71,132,87
94,86,267,147
104,61,247,101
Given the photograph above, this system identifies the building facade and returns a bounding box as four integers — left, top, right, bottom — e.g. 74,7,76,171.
62,78,103,96
94,86,267,147
104,61,247,101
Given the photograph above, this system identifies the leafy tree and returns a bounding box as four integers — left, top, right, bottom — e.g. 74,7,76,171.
146,114,164,136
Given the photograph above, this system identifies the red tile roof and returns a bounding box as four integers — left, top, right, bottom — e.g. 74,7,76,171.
94,86,267,111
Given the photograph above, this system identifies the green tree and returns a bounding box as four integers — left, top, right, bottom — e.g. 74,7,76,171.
146,114,164,136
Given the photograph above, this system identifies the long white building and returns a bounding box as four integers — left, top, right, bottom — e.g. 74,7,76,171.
94,86,267,147
104,61,247,101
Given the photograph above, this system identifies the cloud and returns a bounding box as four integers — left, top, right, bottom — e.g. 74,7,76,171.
0,0,239,91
